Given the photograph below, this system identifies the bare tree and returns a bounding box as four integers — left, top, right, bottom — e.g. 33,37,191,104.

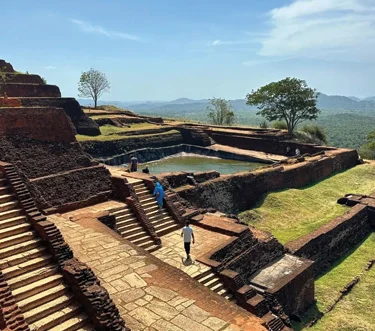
78,68,110,108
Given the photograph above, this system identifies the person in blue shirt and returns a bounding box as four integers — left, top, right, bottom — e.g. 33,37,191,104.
153,182,165,209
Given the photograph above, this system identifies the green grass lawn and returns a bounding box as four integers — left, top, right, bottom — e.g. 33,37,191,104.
239,163,375,244
292,233,375,331
76,124,177,142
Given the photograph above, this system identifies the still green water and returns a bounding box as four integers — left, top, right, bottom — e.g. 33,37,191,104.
141,154,264,175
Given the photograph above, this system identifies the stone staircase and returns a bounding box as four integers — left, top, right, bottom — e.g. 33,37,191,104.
0,172,94,331
193,269,236,302
132,181,181,237
111,205,160,253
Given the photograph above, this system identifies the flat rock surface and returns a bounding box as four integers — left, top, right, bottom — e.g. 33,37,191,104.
49,210,266,331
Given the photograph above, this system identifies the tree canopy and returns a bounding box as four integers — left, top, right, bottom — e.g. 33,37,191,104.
207,98,235,125
246,77,320,135
360,131,375,160
78,68,110,108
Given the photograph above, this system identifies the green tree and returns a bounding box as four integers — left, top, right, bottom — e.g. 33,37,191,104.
78,68,110,108
246,77,320,135
359,131,375,160
207,98,235,125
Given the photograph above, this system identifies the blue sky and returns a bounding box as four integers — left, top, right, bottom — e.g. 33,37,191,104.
2,0,375,101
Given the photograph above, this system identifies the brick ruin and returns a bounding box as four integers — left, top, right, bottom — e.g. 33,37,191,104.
0,58,371,330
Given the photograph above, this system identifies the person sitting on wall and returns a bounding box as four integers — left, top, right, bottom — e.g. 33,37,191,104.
129,154,138,172
142,166,150,174
295,148,301,156
153,182,165,209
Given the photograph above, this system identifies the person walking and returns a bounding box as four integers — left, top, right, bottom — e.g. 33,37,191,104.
153,182,165,209
181,221,195,260
129,154,138,172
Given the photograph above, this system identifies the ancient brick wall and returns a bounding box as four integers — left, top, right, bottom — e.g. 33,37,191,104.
0,60,14,72
0,83,61,98
209,132,334,155
157,170,220,189
81,131,184,157
0,136,94,178
20,97,100,136
29,166,113,211
0,73,44,84
0,107,76,142
178,150,358,214
286,204,371,274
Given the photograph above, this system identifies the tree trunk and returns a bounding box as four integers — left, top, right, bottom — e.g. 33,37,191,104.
94,97,97,109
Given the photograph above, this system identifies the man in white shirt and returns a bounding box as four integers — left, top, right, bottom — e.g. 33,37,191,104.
181,221,195,260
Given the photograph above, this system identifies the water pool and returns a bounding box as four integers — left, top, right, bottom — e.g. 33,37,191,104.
138,154,264,175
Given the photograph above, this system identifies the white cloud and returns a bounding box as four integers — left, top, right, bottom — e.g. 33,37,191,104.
258,0,375,62
71,19,139,41
44,65,57,69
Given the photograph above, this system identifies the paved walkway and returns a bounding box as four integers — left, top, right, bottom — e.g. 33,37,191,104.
152,227,232,278
49,213,266,331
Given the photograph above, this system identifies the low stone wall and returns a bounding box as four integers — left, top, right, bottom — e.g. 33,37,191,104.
98,143,274,165
286,204,371,274
0,73,43,84
157,170,220,188
209,131,334,156
20,97,100,136
81,131,184,158
0,83,61,98
178,149,358,214
0,107,76,142
94,117,148,126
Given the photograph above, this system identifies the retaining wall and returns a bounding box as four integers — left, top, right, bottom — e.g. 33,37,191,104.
178,149,358,214
0,83,61,98
286,203,371,274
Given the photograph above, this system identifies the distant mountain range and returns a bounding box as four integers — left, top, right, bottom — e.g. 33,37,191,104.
78,93,375,115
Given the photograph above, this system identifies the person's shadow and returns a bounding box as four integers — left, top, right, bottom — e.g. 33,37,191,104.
181,257,194,266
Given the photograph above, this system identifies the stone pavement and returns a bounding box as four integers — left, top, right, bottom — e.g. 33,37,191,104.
49,213,266,331
152,227,232,278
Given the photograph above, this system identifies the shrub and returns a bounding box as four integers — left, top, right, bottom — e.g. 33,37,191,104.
301,124,327,144
272,121,288,130
259,120,268,129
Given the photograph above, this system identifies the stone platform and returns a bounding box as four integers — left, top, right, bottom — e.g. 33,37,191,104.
49,211,267,331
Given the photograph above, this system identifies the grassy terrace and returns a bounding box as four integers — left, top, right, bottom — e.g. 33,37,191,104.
239,163,375,244
293,233,375,330
76,124,178,142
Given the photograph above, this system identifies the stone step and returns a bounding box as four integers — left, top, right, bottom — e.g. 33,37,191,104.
12,273,64,302
132,235,154,246
138,240,157,250
48,312,89,331
0,246,47,269
146,208,168,219
143,204,159,213
123,230,149,241
120,225,145,237
204,277,221,289
8,265,58,290
0,193,14,204
0,222,31,239
197,272,216,284
211,282,225,293
116,215,137,225
132,182,145,188
0,186,9,195
139,197,154,204
0,178,7,186
24,292,75,324
137,191,152,198
0,200,19,213
0,230,36,249
151,216,174,226
116,222,141,233
194,269,215,281
28,302,83,331
18,283,69,313
0,208,22,221
155,224,179,237
3,254,52,279
0,237,41,259
147,245,161,253
140,199,158,207
76,325,95,331
112,208,133,218
0,215,27,230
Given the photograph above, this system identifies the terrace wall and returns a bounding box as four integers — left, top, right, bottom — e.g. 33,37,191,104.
0,83,61,97
286,204,371,274
178,149,358,214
